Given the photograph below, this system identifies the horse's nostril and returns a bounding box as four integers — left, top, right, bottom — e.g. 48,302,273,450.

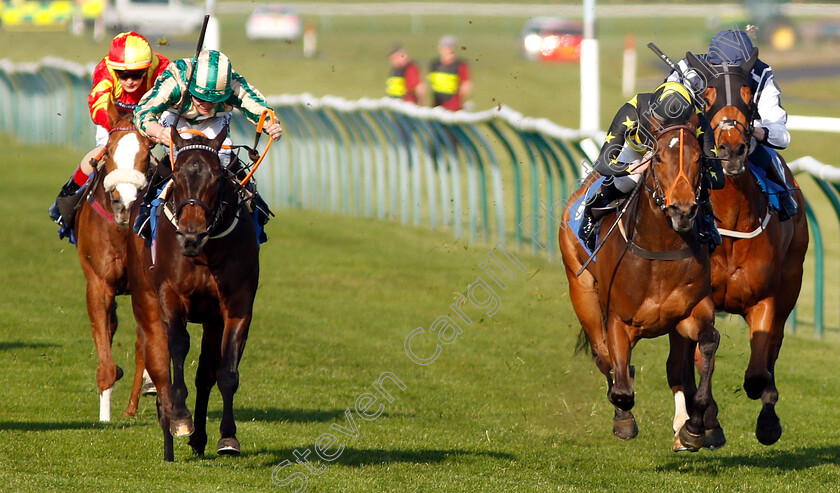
735,143,747,156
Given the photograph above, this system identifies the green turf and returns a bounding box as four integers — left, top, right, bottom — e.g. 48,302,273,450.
2,135,840,492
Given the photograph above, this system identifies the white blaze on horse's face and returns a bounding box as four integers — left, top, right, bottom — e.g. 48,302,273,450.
669,137,680,149
112,133,142,205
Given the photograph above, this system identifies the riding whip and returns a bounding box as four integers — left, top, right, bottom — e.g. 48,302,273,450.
173,14,211,123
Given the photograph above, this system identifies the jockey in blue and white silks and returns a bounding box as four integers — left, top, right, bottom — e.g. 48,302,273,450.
666,29,797,220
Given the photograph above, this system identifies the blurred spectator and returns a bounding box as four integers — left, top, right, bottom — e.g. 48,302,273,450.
428,35,471,111
386,43,425,104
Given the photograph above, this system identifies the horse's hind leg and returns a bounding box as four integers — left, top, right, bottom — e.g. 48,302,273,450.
124,330,144,417
188,319,222,457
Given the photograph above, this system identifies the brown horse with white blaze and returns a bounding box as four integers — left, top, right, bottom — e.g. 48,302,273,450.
674,49,809,447
74,104,152,421
559,116,720,451
127,126,260,461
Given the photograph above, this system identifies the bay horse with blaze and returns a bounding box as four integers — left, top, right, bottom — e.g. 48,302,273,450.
675,49,808,447
559,114,720,451
127,126,259,461
74,104,152,421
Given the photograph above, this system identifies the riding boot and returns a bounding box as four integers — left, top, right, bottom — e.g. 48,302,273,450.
750,145,797,221
579,180,622,251
133,162,171,240
48,178,82,225
696,200,721,252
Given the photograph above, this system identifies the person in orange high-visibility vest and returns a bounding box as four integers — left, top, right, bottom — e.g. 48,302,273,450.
386,43,425,105
428,35,471,111
49,31,169,227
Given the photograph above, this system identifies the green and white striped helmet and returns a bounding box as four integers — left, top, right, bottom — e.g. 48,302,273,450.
188,50,233,103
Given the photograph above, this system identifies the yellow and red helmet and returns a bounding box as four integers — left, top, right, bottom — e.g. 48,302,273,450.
106,32,153,71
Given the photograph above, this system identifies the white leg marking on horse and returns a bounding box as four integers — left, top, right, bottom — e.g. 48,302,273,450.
99,387,113,422
673,390,688,434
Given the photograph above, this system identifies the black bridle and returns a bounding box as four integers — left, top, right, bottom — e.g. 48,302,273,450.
644,124,703,213
706,66,756,145
168,145,235,236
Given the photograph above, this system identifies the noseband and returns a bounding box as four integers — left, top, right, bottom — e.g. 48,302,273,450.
646,124,702,211
166,144,238,238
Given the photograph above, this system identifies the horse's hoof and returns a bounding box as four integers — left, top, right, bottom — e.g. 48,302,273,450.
677,424,704,452
115,366,124,382
756,404,782,445
756,420,782,445
217,437,241,456
613,417,639,440
141,381,157,396
703,426,726,450
170,418,195,437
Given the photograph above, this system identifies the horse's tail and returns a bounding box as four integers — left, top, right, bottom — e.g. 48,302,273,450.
574,327,592,356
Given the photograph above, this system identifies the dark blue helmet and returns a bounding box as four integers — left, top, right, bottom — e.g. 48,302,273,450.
708,30,754,65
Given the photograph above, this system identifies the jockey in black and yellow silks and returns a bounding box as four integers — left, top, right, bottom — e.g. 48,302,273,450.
579,81,723,250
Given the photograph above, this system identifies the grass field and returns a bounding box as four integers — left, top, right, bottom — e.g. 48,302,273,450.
2,136,840,492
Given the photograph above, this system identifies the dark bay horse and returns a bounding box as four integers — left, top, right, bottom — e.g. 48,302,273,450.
559,117,720,451
74,105,152,421
127,127,259,461
678,50,809,446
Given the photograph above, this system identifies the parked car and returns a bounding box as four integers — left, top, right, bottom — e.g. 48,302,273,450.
520,17,583,62
245,4,302,41
101,0,205,37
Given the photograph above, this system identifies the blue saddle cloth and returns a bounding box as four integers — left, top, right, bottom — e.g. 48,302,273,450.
748,147,786,214
567,176,607,258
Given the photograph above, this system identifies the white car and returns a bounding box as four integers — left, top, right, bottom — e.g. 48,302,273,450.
245,4,302,41
102,0,205,37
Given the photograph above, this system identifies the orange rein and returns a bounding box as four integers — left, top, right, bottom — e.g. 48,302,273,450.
663,127,692,208
238,109,276,186
166,108,276,187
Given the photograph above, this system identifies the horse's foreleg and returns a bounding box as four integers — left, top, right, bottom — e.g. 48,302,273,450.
752,308,788,446
606,318,634,413
676,308,720,452
164,309,194,437
667,333,694,450
85,278,120,422
188,319,222,457
744,299,777,400
216,314,251,455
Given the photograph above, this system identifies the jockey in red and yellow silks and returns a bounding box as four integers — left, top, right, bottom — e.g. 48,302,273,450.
49,32,169,227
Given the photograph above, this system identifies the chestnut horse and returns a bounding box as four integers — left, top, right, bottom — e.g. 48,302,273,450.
675,50,809,447
74,105,152,421
559,117,720,451
127,127,259,461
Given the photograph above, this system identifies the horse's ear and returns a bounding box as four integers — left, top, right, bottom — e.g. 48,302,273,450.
106,103,121,130
211,126,228,151
685,51,713,79
170,126,185,150
741,47,759,76
703,87,716,113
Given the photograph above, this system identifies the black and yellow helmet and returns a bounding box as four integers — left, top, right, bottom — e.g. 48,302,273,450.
650,82,694,124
